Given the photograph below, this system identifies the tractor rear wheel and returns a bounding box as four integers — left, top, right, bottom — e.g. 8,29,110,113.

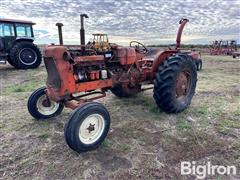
9,41,42,69
153,55,197,113
28,87,64,120
7,57,16,67
64,102,111,153
111,85,141,98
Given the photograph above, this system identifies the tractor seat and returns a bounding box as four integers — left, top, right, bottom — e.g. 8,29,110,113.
143,48,162,61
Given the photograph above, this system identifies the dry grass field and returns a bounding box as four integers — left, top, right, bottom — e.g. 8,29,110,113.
0,54,239,179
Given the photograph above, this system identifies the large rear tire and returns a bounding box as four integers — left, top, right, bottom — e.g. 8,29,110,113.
153,55,197,113
64,102,111,153
7,57,16,67
28,87,64,120
9,41,42,69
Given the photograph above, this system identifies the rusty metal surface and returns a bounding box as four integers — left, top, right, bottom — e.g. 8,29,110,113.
74,55,105,63
64,91,106,109
115,47,136,65
151,50,178,75
44,57,61,89
76,79,113,92
176,71,191,99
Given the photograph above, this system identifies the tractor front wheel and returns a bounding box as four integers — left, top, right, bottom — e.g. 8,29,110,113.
64,102,111,153
153,55,197,113
28,87,64,120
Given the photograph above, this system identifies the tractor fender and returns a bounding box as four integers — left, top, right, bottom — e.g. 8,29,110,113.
151,50,178,76
12,37,35,47
15,37,34,43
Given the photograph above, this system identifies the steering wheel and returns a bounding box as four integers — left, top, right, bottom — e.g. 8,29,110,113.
130,41,148,54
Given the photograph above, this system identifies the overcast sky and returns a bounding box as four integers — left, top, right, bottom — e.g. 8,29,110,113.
0,0,239,45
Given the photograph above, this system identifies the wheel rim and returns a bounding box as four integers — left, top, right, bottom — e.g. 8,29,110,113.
176,70,191,100
36,94,60,116
79,114,105,144
19,48,37,65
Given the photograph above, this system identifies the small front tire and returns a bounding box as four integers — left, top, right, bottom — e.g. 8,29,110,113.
64,102,111,153
28,87,64,120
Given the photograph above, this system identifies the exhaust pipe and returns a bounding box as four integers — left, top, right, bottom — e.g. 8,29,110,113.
176,19,189,50
56,23,64,45
80,14,89,46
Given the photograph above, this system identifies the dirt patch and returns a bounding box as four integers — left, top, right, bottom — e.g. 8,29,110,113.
100,156,132,171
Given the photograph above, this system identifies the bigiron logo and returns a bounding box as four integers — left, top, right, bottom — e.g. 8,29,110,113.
181,161,238,179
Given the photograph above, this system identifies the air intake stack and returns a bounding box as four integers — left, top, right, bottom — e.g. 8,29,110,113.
56,23,64,45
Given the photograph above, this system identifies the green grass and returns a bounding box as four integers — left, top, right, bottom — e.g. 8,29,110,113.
217,119,240,129
3,81,44,95
19,157,31,166
195,105,209,115
100,139,114,149
176,120,191,131
115,93,161,115
100,138,131,151
37,133,50,139
116,143,131,151
0,122,4,129
198,70,239,92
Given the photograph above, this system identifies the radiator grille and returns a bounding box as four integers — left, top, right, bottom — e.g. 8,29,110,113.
44,57,61,89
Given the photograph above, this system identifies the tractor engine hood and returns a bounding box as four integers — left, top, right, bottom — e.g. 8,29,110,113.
43,45,112,101
43,45,73,101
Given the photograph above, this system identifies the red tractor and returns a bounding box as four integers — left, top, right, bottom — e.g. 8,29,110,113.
28,15,197,153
